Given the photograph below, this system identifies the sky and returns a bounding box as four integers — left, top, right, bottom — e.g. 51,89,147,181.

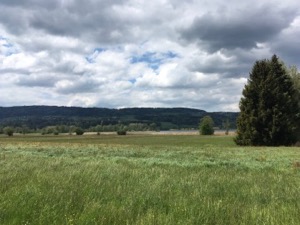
0,0,299,112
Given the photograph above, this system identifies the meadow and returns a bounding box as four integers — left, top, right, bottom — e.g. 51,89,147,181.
0,133,299,225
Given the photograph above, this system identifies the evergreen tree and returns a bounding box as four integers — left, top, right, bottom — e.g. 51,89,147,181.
235,55,299,146
288,66,300,91
287,65,300,141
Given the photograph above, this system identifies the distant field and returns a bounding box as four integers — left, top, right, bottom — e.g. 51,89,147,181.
0,134,299,225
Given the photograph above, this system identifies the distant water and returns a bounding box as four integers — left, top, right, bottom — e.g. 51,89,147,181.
159,130,236,135
159,130,198,134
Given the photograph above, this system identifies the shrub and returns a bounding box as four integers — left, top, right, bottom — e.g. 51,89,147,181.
117,130,127,135
75,127,84,135
199,116,214,135
3,127,14,136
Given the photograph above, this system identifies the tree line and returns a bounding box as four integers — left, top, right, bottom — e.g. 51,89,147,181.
0,107,238,132
0,122,160,136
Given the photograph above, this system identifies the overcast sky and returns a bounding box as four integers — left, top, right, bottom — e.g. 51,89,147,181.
0,0,299,111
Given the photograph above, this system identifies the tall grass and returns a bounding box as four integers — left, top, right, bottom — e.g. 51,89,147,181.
0,135,299,224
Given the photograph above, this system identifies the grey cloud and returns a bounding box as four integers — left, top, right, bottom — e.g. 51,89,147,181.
0,0,128,44
186,49,265,78
16,74,58,87
0,0,60,9
0,0,175,46
0,0,299,111
0,2,60,34
55,79,102,94
180,5,298,52
0,7,29,34
53,61,84,76
271,26,300,68
12,0,135,44
0,68,30,75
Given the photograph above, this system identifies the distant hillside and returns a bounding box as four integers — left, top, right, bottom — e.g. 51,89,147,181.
0,106,238,130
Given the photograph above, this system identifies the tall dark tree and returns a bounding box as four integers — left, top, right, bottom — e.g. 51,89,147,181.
287,65,300,141
235,55,299,146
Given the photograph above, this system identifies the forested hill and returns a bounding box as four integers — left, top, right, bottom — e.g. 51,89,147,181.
0,106,238,130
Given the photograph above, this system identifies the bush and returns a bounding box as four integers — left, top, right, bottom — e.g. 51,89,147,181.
117,130,127,135
3,127,14,136
75,127,84,135
199,116,214,135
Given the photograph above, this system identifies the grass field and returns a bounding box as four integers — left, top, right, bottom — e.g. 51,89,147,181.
0,134,300,225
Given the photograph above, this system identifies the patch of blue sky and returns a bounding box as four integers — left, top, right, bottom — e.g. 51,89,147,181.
129,78,137,84
130,52,161,69
130,51,178,70
0,37,19,56
85,47,107,63
163,51,178,59
3,43,13,48
94,47,106,53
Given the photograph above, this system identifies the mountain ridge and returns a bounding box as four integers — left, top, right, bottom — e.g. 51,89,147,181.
0,106,238,130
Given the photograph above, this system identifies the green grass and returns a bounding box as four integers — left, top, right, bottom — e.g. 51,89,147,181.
0,134,300,225
0,133,235,147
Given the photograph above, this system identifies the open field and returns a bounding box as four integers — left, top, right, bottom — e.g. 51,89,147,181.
1,134,300,225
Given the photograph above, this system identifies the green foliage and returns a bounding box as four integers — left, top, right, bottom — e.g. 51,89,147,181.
287,65,300,141
41,126,59,135
75,127,84,135
199,116,214,135
0,135,300,224
235,55,300,146
117,130,127,135
287,65,300,92
0,106,238,130
3,126,14,136
12,126,30,135
93,123,157,132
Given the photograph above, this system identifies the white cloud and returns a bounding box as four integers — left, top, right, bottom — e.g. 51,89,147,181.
0,0,299,111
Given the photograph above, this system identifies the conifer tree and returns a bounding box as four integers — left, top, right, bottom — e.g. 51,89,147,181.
235,55,299,146
287,65,300,141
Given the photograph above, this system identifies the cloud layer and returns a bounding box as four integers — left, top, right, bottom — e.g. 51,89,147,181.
0,0,299,111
